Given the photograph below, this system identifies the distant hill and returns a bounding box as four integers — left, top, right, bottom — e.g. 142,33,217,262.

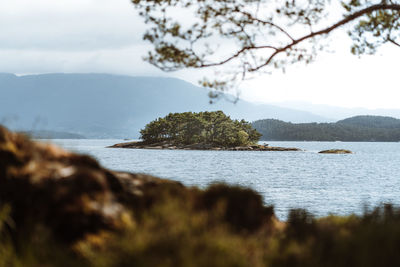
253,115,400,141
0,73,330,138
337,115,400,129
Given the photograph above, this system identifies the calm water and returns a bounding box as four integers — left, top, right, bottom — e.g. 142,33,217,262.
44,139,400,220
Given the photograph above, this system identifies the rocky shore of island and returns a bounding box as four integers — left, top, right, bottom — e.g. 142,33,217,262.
108,140,302,151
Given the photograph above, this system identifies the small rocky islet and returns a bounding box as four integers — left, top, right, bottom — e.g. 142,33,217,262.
318,149,353,154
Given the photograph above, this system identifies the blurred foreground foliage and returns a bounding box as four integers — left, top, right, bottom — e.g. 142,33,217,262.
2,199,400,266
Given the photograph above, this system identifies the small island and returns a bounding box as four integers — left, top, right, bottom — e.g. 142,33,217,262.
109,111,301,151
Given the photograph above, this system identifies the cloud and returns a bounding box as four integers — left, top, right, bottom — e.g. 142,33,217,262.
0,0,212,80
0,46,166,76
0,0,145,51
0,0,167,76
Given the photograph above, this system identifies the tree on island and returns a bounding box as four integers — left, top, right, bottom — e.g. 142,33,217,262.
131,0,400,96
140,111,261,147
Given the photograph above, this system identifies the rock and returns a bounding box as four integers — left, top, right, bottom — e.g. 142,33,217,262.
234,146,249,151
263,146,301,151
182,143,204,149
319,149,353,154
108,141,141,148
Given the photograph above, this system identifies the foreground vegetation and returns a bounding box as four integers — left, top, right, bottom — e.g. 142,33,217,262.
2,197,400,267
2,126,400,266
140,111,261,147
253,115,400,141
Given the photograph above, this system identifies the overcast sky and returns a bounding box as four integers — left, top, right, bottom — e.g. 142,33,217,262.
1,0,399,109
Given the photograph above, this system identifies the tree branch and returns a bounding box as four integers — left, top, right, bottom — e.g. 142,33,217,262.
198,45,277,68
238,10,295,41
248,3,400,72
388,37,400,47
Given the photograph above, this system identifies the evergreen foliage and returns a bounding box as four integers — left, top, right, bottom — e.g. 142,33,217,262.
253,115,400,141
140,111,261,147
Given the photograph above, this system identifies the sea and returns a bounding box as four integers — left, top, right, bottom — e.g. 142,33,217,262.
43,139,400,220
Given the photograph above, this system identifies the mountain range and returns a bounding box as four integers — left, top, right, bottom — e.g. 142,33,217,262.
0,73,331,138
2,73,400,139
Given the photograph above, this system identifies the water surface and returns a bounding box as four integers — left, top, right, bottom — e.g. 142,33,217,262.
45,139,400,219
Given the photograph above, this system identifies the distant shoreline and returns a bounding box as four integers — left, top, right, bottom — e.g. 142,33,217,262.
20,130,86,139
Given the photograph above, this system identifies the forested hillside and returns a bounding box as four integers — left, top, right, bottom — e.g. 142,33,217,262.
337,116,400,129
253,116,400,141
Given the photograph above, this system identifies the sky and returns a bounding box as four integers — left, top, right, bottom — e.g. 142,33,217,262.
0,0,399,109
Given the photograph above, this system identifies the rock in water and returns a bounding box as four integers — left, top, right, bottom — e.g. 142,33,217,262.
319,149,353,154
